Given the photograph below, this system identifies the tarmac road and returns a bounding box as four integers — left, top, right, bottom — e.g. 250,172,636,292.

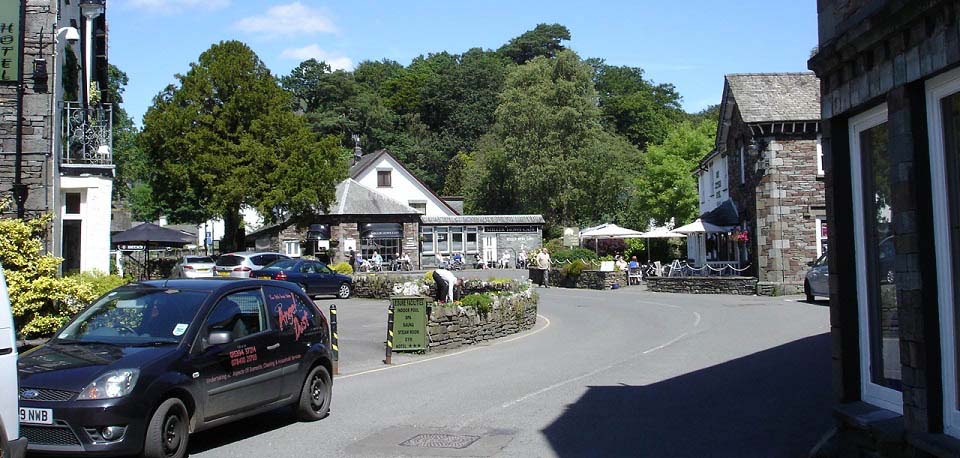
186,284,833,458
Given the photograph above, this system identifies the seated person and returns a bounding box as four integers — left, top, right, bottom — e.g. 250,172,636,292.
628,256,640,269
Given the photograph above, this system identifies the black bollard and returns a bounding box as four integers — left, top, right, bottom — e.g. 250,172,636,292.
384,304,394,365
330,304,339,375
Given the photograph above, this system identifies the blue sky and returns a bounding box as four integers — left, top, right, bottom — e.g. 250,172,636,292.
110,0,818,125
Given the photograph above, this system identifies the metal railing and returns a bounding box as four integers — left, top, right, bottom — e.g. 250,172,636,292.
61,102,113,165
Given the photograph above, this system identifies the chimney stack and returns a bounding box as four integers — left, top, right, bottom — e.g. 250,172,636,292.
352,134,362,165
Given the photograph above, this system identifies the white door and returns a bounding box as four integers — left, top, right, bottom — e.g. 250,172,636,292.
483,235,497,266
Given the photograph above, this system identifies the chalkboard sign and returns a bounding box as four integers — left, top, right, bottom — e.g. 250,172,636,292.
390,296,427,351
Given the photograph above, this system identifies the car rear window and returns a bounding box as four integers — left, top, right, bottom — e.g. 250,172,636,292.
187,256,214,264
262,259,297,271
216,255,244,267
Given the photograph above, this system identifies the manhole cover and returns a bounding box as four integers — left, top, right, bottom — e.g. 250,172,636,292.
400,433,481,449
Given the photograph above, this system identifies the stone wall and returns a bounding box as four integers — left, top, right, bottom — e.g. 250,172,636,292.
527,268,627,290
645,276,758,295
426,294,537,351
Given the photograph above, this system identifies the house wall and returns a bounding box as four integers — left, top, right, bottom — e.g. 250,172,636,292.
60,175,112,273
354,156,455,216
809,1,960,455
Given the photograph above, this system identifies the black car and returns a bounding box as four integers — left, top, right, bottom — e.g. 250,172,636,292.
253,259,353,299
17,279,333,458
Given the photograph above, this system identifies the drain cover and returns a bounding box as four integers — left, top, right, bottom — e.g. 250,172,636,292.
400,433,482,449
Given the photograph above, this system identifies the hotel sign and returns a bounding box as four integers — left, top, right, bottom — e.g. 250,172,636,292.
0,1,20,82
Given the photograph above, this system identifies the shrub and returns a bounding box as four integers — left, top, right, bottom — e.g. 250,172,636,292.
461,293,493,315
331,261,353,274
551,247,598,264
561,259,588,277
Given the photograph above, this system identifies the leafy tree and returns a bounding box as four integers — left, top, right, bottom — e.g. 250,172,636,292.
686,104,721,125
138,41,345,251
626,119,716,227
467,50,639,227
497,23,571,64
354,59,404,98
442,151,473,196
105,64,144,200
594,64,684,150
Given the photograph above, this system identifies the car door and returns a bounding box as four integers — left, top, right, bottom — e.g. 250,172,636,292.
296,261,318,294
809,254,829,297
264,285,322,400
192,288,283,420
314,262,337,294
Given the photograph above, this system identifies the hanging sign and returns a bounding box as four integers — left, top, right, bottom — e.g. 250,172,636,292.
0,1,20,82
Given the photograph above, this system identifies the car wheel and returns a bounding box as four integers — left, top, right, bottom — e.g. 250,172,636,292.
296,365,332,421
804,280,815,302
337,283,352,299
143,398,189,458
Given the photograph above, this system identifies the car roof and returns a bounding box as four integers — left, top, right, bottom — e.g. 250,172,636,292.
221,251,285,258
136,278,301,295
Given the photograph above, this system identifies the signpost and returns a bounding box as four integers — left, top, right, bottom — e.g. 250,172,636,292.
389,296,428,351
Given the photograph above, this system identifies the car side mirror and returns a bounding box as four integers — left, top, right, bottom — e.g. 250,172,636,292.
807,261,815,267
207,330,233,346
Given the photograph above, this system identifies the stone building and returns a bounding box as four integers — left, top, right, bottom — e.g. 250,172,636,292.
692,73,824,295
0,0,113,273
808,0,960,455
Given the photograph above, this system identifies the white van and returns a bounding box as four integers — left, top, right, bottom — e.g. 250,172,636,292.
0,264,26,457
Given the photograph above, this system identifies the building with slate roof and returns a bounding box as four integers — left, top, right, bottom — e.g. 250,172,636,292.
245,150,544,270
691,72,824,295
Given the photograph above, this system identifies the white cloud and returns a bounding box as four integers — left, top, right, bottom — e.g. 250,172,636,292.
280,44,353,70
127,0,230,14
234,2,337,37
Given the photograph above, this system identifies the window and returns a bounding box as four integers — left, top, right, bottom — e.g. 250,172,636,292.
815,218,828,258
435,226,449,253
65,192,81,214
409,201,426,214
377,170,392,187
849,103,901,413
466,227,478,253
817,135,825,176
740,145,746,184
926,67,960,437
283,240,301,257
451,226,464,253
264,286,320,341
421,227,434,254
207,290,268,339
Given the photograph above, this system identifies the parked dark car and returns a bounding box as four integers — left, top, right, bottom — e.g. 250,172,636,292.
17,279,333,457
253,259,352,299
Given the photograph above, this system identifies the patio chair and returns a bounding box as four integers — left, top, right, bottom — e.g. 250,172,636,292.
628,267,642,285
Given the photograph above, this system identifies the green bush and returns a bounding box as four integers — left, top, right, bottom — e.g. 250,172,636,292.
461,293,493,315
331,261,353,274
552,248,597,264
561,259,588,277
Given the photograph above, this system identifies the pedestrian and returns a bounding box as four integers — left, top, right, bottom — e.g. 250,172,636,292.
372,251,383,271
518,249,527,269
348,248,357,271
431,268,458,303
536,248,551,288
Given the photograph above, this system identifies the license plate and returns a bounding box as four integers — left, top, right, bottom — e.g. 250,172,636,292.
197,268,209,272
218,271,231,277
19,407,53,425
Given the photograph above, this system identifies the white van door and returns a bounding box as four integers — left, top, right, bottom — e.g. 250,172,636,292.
0,264,22,453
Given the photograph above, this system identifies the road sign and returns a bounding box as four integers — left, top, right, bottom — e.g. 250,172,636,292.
390,296,428,351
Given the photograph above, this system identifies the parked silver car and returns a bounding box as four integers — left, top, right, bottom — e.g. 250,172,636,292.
213,252,289,278
170,255,216,278
804,253,829,301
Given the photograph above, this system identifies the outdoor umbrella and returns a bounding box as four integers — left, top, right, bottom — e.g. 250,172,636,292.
112,223,195,279
638,227,686,262
578,223,645,255
672,219,736,234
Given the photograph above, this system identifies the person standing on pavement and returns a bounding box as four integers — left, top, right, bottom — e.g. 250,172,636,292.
348,248,357,272
536,248,551,288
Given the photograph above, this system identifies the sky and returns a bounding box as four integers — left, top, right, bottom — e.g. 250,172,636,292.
108,0,819,126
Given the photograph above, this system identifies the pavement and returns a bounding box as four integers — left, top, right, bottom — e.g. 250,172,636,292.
181,277,833,458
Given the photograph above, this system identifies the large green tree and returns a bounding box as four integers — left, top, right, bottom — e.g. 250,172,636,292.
497,23,571,65
593,63,685,150
137,41,345,251
105,64,145,201
466,50,638,227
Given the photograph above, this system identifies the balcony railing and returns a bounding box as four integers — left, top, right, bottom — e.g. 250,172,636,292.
62,102,113,165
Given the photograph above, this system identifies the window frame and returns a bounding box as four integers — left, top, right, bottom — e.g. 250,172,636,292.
283,240,301,258
377,169,392,188
926,67,960,437
849,102,903,414
817,134,825,176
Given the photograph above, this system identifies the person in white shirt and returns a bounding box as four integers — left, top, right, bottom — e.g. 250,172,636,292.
536,248,551,288
500,251,511,269
518,249,527,269
372,251,383,271
432,268,458,303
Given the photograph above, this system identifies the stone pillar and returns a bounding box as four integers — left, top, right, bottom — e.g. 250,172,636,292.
335,222,359,265
403,222,420,270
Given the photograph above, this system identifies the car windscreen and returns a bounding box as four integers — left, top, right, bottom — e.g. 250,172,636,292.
261,259,298,271
186,256,214,264
216,255,244,267
55,288,209,345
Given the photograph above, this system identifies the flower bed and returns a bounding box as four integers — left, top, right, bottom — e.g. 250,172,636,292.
527,268,627,290
427,289,538,351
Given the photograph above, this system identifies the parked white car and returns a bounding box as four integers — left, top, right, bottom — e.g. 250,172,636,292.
213,252,288,278
170,255,216,278
0,264,27,457
804,253,829,301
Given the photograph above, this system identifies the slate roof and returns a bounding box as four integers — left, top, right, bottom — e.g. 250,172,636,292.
420,215,545,225
349,150,386,179
725,73,821,123
325,179,420,216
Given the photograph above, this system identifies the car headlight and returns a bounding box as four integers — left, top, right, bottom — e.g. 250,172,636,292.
77,369,140,400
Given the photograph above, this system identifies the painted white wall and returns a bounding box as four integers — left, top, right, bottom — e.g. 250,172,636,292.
355,156,456,216
60,176,113,273
697,155,730,214
194,207,262,250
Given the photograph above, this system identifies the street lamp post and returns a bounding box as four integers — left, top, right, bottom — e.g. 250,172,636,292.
78,0,104,107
